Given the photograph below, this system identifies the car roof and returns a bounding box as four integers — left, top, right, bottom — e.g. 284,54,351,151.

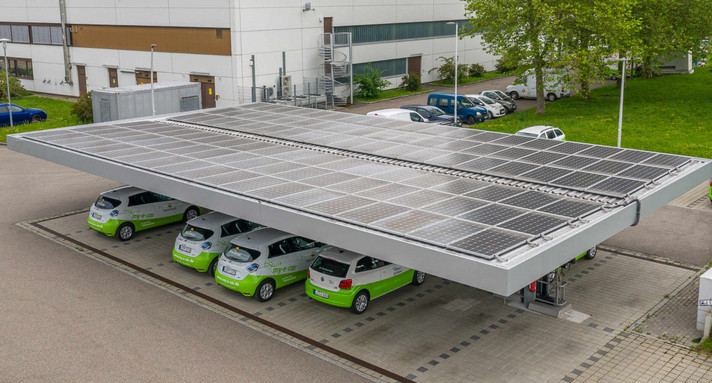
402,105,437,110
186,211,239,227
316,248,363,264
229,227,291,247
100,185,145,199
517,125,558,134
367,108,410,116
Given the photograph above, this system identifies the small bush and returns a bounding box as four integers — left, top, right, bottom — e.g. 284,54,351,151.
354,64,389,99
71,92,93,123
468,64,485,78
0,71,26,101
429,56,468,84
495,58,517,74
400,73,421,91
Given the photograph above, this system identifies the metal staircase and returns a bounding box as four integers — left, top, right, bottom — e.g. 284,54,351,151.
318,32,352,108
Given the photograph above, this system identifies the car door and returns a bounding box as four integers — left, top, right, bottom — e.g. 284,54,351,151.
0,105,9,125
153,192,180,222
9,105,29,123
438,98,452,114
378,261,410,295
265,237,305,287
127,192,153,228
289,236,323,271
353,256,385,296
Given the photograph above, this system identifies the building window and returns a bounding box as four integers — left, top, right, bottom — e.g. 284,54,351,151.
10,25,30,43
135,70,157,85
353,58,407,78
31,25,68,45
0,57,33,79
335,20,469,44
0,23,71,45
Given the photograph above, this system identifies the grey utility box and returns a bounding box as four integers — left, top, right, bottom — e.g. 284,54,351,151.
92,81,201,123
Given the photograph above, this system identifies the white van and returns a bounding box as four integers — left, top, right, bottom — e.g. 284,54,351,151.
506,70,570,101
366,108,428,123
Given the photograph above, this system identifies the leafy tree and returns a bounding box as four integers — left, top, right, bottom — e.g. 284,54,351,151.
71,92,93,123
353,64,389,99
0,70,26,101
429,56,467,84
468,63,485,78
400,73,421,91
463,0,561,114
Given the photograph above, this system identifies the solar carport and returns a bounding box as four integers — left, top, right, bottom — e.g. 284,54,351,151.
8,103,712,297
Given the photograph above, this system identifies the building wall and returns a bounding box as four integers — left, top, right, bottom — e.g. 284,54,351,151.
0,0,496,106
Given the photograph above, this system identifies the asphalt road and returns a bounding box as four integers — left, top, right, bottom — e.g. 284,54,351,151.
0,146,372,382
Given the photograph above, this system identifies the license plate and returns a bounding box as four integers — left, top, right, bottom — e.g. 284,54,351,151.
178,244,191,253
222,266,236,276
313,289,329,299
92,212,102,220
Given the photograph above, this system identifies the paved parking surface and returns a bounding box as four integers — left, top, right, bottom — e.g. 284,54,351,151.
20,205,712,383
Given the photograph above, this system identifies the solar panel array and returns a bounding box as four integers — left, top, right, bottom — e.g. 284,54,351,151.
22,102,693,260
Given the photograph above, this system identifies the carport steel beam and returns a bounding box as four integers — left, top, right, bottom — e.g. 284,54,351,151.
9,133,712,296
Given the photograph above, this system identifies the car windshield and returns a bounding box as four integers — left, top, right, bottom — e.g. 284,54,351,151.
94,196,121,209
311,256,349,278
515,131,539,137
459,97,475,107
224,245,261,263
181,225,214,241
494,90,511,100
480,96,496,105
429,107,445,116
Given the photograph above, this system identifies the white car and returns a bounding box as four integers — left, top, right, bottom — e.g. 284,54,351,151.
366,108,428,123
515,125,566,140
464,94,507,119
305,248,426,314
88,186,201,241
215,228,327,302
173,212,262,275
505,70,570,101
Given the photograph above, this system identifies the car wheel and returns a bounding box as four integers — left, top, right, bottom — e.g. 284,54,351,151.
412,271,426,286
31,114,43,122
547,93,557,102
255,279,276,302
510,91,519,100
584,246,597,260
116,223,135,241
183,206,200,222
487,111,493,119
466,115,476,125
350,290,369,314
208,257,219,276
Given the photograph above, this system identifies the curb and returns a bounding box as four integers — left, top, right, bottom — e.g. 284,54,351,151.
598,244,701,271
350,89,434,105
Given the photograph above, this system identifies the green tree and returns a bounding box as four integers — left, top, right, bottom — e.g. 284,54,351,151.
0,70,26,101
71,92,93,123
428,56,467,84
463,0,561,114
353,64,389,99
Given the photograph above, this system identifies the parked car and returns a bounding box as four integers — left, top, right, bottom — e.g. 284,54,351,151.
366,108,428,123
506,70,570,101
215,228,326,302
426,93,488,125
88,186,201,241
480,90,517,113
0,103,47,126
305,248,426,314
173,212,262,275
464,94,507,119
400,105,457,124
515,125,566,140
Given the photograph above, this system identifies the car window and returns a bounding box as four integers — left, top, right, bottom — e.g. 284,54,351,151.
128,193,145,206
437,98,449,108
290,236,320,251
427,98,438,106
224,245,260,263
429,107,445,116
460,97,475,107
409,112,422,122
9,105,22,112
417,108,433,118
153,193,173,202
483,92,496,99
546,130,557,139
182,225,214,241
311,256,349,278
268,238,294,258
354,257,389,273
221,220,242,237
554,129,564,137
0,106,8,113
94,195,121,209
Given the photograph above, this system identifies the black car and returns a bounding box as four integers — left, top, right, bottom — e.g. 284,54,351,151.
480,90,517,114
400,105,458,124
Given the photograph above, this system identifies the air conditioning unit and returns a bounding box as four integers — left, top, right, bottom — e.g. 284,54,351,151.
281,75,292,98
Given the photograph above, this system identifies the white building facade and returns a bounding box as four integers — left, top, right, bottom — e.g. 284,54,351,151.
1,0,497,108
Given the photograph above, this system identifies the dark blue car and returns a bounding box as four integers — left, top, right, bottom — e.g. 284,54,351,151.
426,93,488,125
0,103,47,126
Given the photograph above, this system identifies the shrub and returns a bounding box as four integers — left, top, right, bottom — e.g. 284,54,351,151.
495,58,517,74
0,71,26,101
400,73,421,91
354,64,389,99
468,63,485,78
429,56,467,84
71,92,93,123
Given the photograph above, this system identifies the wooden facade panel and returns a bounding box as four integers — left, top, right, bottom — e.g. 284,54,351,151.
71,25,230,56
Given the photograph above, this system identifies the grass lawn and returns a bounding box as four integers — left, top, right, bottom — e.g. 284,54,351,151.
431,72,508,86
354,87,432,103
482,69,712,159
1,95,80,143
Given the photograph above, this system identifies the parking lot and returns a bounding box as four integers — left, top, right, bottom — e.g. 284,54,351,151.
16,175,712,382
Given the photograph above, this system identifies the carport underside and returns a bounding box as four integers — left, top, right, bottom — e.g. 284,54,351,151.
8,103,712,296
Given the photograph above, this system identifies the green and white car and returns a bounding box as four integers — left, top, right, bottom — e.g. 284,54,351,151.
215,228,326,302
305,249,426,314
88,186,201,241
173,212,262,275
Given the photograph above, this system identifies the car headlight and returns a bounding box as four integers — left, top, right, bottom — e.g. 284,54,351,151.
201,242,212,250
109,210,119,217
476,112,482,116
246,263,259,272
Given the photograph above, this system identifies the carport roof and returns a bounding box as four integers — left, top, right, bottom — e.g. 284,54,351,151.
8,103,712,295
